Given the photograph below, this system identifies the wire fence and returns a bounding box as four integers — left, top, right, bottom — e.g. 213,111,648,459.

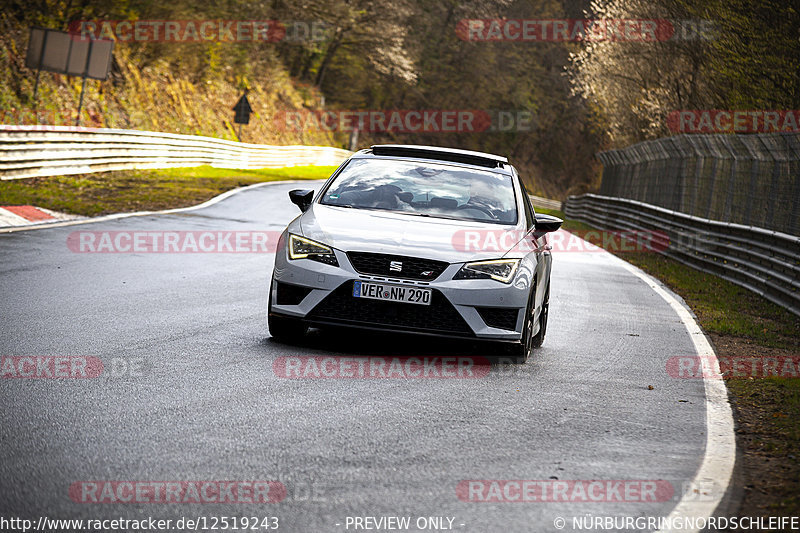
596,133,800,236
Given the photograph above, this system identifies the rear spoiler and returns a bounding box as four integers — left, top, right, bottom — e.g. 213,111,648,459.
370,145,506,169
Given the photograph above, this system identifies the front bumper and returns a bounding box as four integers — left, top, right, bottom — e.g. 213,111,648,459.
270,246,531,341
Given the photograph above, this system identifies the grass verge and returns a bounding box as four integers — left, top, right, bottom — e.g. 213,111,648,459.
0,165,338,217
538,206,800,516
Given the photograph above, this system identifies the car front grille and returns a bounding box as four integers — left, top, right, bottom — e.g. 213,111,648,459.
307,281,473,336
346,252,448,281
476,307,520,331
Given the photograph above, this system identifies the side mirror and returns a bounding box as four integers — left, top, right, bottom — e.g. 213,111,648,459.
534,213,563,233
289,189,314,212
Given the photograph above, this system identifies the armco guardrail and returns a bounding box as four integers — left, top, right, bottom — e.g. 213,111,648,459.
529,195,562,211
0,125,352,180
565,193,800,317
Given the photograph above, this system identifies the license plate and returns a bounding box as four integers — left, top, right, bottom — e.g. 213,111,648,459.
353,281,432,306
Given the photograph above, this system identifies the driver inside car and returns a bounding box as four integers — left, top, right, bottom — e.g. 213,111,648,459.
463,179,514,221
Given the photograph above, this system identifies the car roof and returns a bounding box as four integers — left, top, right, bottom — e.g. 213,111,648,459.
359,144,510,169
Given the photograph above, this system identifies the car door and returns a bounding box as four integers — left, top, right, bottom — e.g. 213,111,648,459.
515,169,551,314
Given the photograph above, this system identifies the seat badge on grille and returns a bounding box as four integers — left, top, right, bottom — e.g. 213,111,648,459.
420,270,433,277
389,261,403,272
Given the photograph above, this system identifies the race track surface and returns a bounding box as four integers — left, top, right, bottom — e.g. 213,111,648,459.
0,181,712,532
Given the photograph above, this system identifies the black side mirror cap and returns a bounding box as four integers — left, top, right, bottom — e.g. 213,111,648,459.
289,189,314,212
534,213,563,233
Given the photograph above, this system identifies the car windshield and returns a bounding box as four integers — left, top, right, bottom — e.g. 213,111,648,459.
321,158,518,225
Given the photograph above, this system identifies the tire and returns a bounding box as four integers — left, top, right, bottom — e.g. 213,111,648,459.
501,292,535,364
531,283,550,349
268,278,306,342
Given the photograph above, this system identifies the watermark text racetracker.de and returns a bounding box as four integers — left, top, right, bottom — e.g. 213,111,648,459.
69,19,329,43
1,356,102,378
272,109,533,133
460,479,723,505
451,228,669,254
456,18,715,42
457,480,674,503
66,229,672,255
667,110,800,133
1,355,150,379
69,481,286,504
667,355,800,379
273,356,490,379
67,231,280,253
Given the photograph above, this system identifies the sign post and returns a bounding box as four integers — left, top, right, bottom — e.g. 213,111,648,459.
30,31,48,108
232,91,253,142
25,27,114,126
75,38,94,126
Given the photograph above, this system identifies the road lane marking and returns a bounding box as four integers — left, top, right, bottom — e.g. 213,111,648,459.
607,253,735,533
0,180,317,234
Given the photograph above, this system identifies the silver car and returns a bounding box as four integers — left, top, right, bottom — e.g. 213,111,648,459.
268,145,562,363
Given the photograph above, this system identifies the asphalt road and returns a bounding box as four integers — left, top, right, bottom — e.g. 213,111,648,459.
0,180,711,533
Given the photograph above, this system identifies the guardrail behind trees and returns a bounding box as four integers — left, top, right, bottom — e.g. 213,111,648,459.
595,133,800,236
0,125,352,180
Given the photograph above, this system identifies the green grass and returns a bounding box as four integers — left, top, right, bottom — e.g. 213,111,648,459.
0,165,337,216
726,376,800,513
617,252,799,349
729,378,800,450
535,206,594,233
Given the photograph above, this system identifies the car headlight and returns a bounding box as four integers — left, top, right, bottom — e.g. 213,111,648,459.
288,234,338,266
454,259,519,283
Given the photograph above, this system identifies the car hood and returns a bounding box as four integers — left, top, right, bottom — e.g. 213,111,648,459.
299,204,526,262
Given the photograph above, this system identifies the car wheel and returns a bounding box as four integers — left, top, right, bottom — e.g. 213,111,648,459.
531,283,550,349
501,292,535,364
268,278,306,342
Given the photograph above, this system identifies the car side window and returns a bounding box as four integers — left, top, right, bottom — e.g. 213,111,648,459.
514,169,535,229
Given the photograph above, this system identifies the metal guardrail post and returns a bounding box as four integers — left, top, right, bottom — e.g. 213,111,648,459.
564,193,800,317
